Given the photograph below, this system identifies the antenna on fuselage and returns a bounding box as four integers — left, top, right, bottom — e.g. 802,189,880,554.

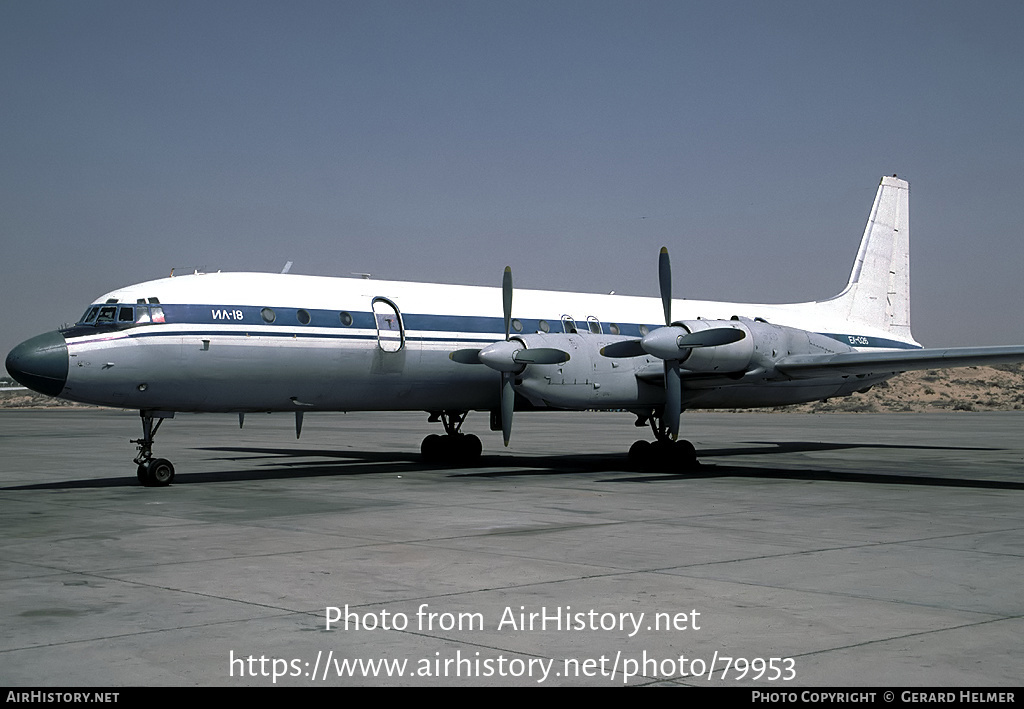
281,261,293,274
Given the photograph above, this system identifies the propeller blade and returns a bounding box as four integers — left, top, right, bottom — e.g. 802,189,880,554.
664,361,681,440
600,339,646,358
501,374,515,446
513,347,570,365
659,246,672,326
676,327,746,348
502,266,513,341
449,349,482,364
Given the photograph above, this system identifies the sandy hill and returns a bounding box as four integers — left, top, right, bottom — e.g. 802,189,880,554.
720,363,1024,413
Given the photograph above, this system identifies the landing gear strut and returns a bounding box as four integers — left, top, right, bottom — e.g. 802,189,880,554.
421,410,483,464
627,410,699,471
133,410,176,486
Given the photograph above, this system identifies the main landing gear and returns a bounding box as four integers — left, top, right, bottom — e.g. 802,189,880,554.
627,410,700,472
421,410,483,464
133,410,176,486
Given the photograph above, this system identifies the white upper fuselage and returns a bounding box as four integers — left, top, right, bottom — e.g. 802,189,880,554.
91,270,914,343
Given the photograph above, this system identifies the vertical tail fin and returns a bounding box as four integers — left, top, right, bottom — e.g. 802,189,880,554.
821,176,913,341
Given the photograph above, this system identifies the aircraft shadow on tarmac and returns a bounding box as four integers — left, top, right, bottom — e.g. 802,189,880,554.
5,440,1023,491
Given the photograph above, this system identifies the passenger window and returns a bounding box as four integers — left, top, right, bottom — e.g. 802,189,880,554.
561,316,577,334
586,316,602,334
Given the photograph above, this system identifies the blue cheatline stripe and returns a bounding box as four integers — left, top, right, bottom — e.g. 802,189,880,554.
68,329,499,347
119,303,659,338
72,303,922,350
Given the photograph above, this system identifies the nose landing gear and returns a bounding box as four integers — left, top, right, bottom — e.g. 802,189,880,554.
133,410,176,486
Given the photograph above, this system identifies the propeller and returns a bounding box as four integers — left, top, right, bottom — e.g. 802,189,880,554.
600,247,745,440
449,266,569,446
658,248,683,440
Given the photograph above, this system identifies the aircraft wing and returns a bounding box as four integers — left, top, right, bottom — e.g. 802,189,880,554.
774,345,1024,379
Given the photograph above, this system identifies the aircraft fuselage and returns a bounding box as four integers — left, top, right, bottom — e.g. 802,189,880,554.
34,272,908,414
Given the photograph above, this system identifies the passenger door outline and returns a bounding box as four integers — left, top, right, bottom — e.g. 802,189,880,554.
372,297,405,353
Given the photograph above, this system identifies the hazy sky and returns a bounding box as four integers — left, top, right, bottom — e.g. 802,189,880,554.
3,0,1023,367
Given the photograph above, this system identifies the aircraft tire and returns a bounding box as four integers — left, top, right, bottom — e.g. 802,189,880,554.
459,434,482,460
650,440,677,470
629,439,699,471
421,434,443,462
143,458,175,487
628,440,651,467
421,433,482,464
675,439,698,467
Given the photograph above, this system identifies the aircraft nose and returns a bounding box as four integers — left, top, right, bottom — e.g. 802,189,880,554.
6,331,69,397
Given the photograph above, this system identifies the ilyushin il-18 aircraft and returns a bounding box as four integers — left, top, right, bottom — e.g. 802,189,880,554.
8,176,1024,486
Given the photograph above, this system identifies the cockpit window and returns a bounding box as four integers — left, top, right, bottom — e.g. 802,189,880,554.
76,302,164,327
134,303,162,323
96,306,117,324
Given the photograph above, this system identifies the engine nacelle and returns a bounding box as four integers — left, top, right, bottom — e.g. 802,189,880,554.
673,320,754,373
512,332,659,409
668,319,858,374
